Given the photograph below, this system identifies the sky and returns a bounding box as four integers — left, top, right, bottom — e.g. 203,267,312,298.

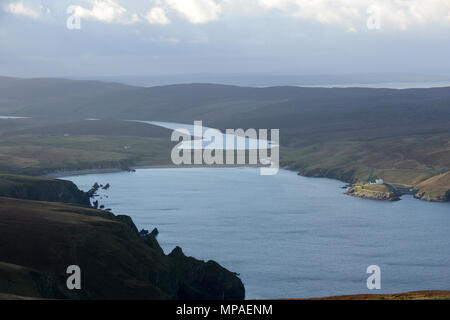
1,0,450,79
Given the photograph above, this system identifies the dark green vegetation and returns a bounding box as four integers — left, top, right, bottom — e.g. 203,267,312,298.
0,174,91,205
0,196,245,299
0,76,449,201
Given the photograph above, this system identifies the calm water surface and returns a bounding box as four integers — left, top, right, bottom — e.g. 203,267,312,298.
63,168,450,299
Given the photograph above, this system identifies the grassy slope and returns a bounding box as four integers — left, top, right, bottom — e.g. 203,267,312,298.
0,119,174,175
414,172,450,201
0,197,245,300
280,133,450,193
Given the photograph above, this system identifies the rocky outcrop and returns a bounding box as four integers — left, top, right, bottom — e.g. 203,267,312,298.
168,246,245,300
345,183,400,201
0,197,245,300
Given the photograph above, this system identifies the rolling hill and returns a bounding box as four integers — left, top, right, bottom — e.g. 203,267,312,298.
0,77,449,201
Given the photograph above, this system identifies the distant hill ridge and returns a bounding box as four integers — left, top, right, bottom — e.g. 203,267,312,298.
1,76,449,130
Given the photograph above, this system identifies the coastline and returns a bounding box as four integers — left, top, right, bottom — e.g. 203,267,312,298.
309,290,450,300
44,164,449,204
45,164,267,178
43,167,126,178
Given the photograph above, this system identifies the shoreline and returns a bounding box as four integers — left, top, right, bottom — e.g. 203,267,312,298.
45,164,268,178
44,164,448,204
43,168,125,178
308,290,450,300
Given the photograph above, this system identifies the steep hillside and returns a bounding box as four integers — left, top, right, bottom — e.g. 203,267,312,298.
0,197,245,300
414,172,450,202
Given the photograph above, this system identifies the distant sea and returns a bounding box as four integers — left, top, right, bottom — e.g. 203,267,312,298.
299,81,450,89
78,74,450,89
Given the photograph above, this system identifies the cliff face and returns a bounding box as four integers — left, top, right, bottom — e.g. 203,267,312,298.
0,197,245,300
0,174,91,206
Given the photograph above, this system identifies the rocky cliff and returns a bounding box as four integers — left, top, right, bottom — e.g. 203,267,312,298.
0,174,91,206
0,197,245,300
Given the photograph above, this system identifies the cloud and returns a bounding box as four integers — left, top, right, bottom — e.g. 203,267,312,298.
374,0,450,30
71,0,139,24
145,7,171,25
253,0,450,31
3,2,40,19
256,0,291,10
165,0,222,24
3,0,450,30
289,0,362,32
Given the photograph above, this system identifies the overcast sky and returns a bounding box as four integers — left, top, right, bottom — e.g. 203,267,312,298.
1,0,450,78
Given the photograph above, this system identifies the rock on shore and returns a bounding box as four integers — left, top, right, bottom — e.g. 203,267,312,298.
345,183,400,201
